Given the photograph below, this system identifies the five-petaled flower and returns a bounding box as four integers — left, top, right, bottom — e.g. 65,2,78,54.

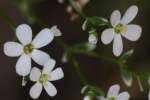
4,24,56,76
101,5,142,56
29,59,64,99
100,84,130,100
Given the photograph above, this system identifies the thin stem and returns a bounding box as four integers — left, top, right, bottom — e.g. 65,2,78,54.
71,57,89,85
83,52,119,65
0,8,16,32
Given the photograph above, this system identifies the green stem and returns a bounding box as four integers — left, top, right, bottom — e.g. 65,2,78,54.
84,52,119,65
71,57,89,85
0,8,16,32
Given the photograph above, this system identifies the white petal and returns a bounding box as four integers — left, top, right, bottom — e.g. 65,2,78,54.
122,25,142,41
117,92,130,100
4,42,23,57
113,34,123,56
32,28,54,48
16,54,31,76
50,25,62,36
121,5,138,24
81,85,88,94
49,68,64,81
30,82,42,99
16,24,32,45
43,82,57,97
30,67,41,82
43,59,56,74
107,84,120,98
31,49,50,66
101,28,114,45
110,10,121,26
148,91,150,100
148,76,150,85
84,96,91,100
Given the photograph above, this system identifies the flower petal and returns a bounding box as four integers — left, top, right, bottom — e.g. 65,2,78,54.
4,42,23,57
148,91,150,100
30,82,42,99
31,49,50,66
148,76,150,85
30,67,41,82
110,10,121,26
50,25,62,36
49,68,64,81
43,59,56,74
107,84,120,98
32,28,54,48
84,96,91,100
43,82,57,97
117,92,130,100
113,34,123,56
122,25,142,41
16,24,32,45
16,54,31,76
121,5,138,24
101,28,114,45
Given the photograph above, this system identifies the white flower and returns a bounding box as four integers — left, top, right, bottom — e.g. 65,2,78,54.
101,84,130,100
29,59,64,99
88,34,98,45
101,5,142,56
4,24,55,76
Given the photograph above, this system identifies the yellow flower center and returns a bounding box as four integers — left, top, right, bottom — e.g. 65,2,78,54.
39,74,50,83
23,44,34,54
114,23,128,34
109,97,116,100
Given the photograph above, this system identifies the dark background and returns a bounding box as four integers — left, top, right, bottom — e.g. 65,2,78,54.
0,0,150,100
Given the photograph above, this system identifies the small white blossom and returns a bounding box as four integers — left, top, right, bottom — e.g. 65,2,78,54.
101,5,142,56
88,34,98,45
101,84,130,100
29,59,64,99
4,24,56,76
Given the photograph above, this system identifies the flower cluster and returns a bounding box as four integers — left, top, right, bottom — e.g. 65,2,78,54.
82,84,130,100
86,5,142,57
101,5,142,56
4,24,64,99
2,1,149,100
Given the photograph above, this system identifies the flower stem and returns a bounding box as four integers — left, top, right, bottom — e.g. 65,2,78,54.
0,8,16,32
71,57,89,85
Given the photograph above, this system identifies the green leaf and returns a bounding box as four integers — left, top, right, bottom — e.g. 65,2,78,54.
119,64,133,87
83,85,105,97
71,43,96,54
61,50,72,63
82,16,108,31
137,76,144,92
12,0,36,24
119,49,134,64
88,16,108,27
